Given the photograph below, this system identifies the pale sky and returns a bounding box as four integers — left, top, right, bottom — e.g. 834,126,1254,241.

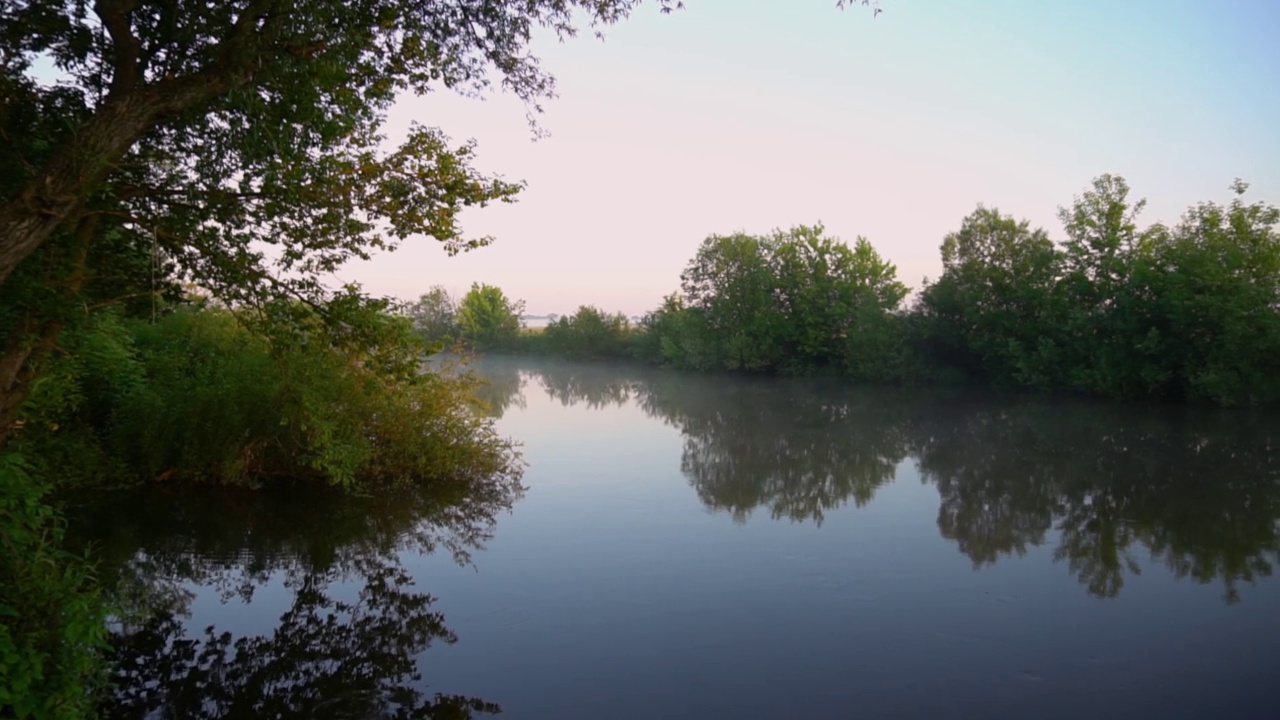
353,0,1280,316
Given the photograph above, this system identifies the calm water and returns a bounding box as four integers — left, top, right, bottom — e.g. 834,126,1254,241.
74,357,1280,719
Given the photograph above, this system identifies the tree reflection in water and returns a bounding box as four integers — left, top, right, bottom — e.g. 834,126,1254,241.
68,476,522,719
504,358,1280,604
468,360,528,419
639,374,914,525
914,400,1280,602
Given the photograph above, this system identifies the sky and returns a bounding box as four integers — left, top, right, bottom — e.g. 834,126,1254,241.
347,0,1280,316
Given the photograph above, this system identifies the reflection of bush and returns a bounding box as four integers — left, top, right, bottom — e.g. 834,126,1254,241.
468,360,528,419
509,360,1280,603
70,477,520,717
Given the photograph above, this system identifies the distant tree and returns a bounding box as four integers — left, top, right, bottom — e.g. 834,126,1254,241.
771,224,907,374
635,293,717,370
456,284,523,351
664,224,907,375
542,305,631,360
1055,175,1169,397
407,286,458,346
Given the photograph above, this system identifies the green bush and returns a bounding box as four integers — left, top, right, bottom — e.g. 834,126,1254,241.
0,453,108,720
15,303,524,490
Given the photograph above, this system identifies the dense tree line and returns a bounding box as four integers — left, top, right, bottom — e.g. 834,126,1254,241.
447,176,1280,406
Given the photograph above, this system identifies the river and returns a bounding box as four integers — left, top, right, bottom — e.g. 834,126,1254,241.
75,356,1280,719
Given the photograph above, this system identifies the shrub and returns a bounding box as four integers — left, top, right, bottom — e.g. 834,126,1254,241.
0,452,108,720
15,303,524,490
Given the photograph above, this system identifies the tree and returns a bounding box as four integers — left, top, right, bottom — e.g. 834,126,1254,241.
1150,181,1280,404
679,231,786,371
665,224,906,374
456,283,523,350
407,286,459,346
770,224,907,373
1056,174,1169,397
919,206,1061,387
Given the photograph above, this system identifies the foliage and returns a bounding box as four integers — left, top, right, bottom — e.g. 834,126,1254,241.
633,293,717,370
677,231,787,371
0,453,109,719
479,176,1278,406
917,206,1062,388
406,286,460,349
1146,181,1280,404
12,303,525,490
456,283,524,351
772,227,906,370
1053,174,1168,397
650,224,908,376
917,176,1280,404
535,305,632,360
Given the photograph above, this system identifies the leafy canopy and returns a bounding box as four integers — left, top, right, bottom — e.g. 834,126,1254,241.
456,282,523,350
0,0,884,294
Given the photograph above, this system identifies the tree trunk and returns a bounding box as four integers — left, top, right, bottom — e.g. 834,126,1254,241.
0,317,61,448
0,214,99,448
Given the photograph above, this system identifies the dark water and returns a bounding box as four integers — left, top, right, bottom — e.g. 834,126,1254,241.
74,357,1280,719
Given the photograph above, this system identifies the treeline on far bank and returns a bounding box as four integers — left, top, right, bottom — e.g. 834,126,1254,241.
408,175,1280,405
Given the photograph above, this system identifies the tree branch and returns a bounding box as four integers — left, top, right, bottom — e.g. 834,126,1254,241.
94,0,143,95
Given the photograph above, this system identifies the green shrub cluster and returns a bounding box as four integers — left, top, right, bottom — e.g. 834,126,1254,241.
632,224,911,379
407,283,525,353
520,306,633,361
0,453,108,720
14,302,523,490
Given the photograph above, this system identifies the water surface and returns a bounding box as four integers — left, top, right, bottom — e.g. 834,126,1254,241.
78,357,1280,719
